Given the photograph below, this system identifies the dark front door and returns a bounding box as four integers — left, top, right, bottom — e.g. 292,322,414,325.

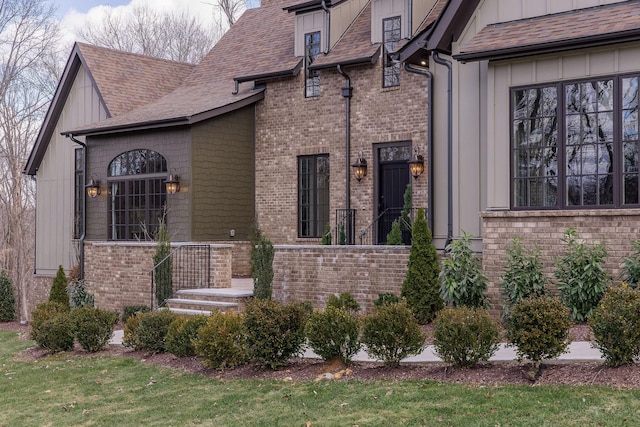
377,144,411,244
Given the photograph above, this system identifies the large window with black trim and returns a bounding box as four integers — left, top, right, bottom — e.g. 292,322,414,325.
512,75,640,209
304,31,321,97
108,149,167,240
73,148,84,239
298,154,329,237
382,16,401,88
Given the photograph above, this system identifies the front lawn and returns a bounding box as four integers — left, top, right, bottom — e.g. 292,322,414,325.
0,330,639,426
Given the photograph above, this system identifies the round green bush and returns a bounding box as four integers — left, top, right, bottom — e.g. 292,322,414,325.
70,307,118,352
122,312,143,350
305,306,361,364
135,310,177,353
194,312,247,370
506,295,572,364
433,307,500,367
166,314,208,357
589,285,640,367
30,302,74,352
361,301,425,367
243,299,308,370
122,305,150,324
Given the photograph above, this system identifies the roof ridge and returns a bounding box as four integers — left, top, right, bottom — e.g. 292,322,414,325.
75,41,196,67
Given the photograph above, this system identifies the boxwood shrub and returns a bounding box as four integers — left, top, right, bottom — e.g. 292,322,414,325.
166,314,208,357
70,307,118,352
194,311,247,370
305,305,360,364
30,301,74,352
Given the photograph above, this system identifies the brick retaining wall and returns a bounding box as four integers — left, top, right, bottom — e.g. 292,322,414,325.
272,245,410,313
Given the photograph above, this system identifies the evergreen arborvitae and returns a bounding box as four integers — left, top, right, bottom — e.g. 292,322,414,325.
153,222,173,306
401,208,444,324
0,270,16,322
386,219,403,245
49,265,70,310
251,227,274,300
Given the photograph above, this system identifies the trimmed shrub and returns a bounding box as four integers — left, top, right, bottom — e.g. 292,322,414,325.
589,285,640,367
122,312,143,350
433,307,500,367
70,307,118,352
166,314,208,357
361,301,425,367
373,293,401,307
251,228,274,300
554,229,611,322
401,208,444,324
68,280,94,309
621,240,640,289
135,310,177,353
49,265,70,310
244,299,308,369
153,222,173,306
30,302,74,352
386,219,403,245
440,231,488,309
122,305,151,323
500,238,547,319
0,270,16,322
305,306,360,364
506,295,572,366
194,312,247,370
326,292,360,313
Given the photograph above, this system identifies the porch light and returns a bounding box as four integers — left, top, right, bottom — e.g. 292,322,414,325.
165,174,180,194
408,154,425,179
351,152,367,182
85,179,100,198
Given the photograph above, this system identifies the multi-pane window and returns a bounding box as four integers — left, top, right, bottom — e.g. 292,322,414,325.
512,75,640,209
73,148,84,239
298,155,329,237
305,32,321,97
107,149,167,240
382,16,401,88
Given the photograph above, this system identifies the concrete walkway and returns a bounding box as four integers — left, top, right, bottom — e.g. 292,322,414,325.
109,330,602,362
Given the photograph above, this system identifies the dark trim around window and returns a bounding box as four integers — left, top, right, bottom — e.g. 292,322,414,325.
382,16,401,88
298,154,330,238
73,147,84,239
304,31,321,98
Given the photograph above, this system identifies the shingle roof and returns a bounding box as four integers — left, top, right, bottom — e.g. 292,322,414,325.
456,0,640,62
414,0,448,35
68,2,301,135
77,43,195,117
311,2,380,69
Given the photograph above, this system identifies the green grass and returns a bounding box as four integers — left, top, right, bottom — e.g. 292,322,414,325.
1,330,639,426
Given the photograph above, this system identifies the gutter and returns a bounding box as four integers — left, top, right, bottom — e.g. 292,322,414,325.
432,51,453,249
403,62,434,235
67,134,86,281
336,64,353,223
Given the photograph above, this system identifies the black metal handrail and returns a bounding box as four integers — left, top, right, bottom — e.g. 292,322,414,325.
334,209,356,245
149,244,211,309
359,208,417,245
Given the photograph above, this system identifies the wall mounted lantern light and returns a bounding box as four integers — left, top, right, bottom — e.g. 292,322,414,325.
408,152,425,179
164,174,180,194
85,179,100,198
351,151,367,182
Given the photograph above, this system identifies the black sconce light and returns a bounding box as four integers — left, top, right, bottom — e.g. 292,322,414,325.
165,174,180,194
85,179,100,198
408,151,425,179
351,151,367,182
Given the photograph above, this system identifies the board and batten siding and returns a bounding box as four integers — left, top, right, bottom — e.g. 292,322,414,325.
34,64,108,275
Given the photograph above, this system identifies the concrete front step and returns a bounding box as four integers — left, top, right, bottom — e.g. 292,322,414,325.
168,288,254,314
168,308,215,316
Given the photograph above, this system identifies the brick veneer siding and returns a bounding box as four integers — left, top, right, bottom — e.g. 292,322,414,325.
255,60,428,244
26,275,53,320
481,209,640,309
84,241,235,314
272,245,410,313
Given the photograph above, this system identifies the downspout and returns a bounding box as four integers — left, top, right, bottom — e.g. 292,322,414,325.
337,64,353,224
67,134,86,281
321,0,330,54
432,51,453,248
404,62,434,235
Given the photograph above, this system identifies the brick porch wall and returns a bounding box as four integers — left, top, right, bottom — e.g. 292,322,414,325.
272,245,410,313
84,242,236,315
26,275,53,320
481,209,640,309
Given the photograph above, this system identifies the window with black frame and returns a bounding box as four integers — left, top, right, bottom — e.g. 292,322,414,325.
382,16,401,88
107,149,167,240
512,75,640,209
305,31,321,97
73,148,84,239
298,154,329,238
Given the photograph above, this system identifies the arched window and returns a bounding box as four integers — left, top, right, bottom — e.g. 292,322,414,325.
108,149,167,240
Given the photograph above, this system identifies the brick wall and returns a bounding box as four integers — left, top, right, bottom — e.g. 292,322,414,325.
84,242,236,314
482,209,640,308
255,59,428,244
26,275,53,320
272,245,410,313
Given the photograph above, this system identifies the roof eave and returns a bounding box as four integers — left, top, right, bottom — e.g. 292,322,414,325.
425,0,482,54
309,48,381,70
454,30,640,63
234,61,303,84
